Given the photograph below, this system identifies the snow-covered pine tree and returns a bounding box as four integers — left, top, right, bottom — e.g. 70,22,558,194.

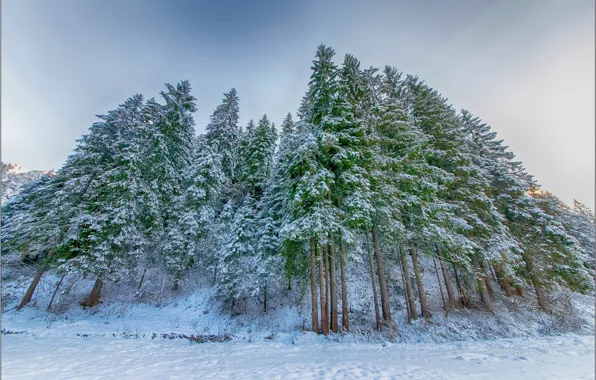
276,122,337,333
205,88,241,181
163,136,225,290
563,200,596,271
258,112,306,292
292,44,347,333
526,188,594,294
400,77,511,312
281,113,294,134
63,94,152,306
2,174,63,309
210,200,235,284
216,194,258,307
238,115,277,199
373,66,447,319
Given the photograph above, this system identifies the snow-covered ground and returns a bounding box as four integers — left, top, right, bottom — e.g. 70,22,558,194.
3,264,595,378
3,333,594,379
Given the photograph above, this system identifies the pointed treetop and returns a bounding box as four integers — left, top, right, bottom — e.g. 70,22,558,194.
246,120,255,135
281,113,294,134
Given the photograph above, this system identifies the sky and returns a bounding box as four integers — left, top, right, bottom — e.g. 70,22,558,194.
2,0,594,209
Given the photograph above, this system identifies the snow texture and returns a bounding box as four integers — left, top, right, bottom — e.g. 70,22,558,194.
1,162,55,203
2,334,594,379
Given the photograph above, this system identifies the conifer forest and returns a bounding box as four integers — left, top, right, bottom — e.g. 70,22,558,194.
2,45,595,339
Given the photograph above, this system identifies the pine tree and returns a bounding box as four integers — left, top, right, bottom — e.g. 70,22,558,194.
63,94,152,305
205,88,241,180
216,195,260,305
281,113,294,134
239,115,277,199
163,136,225,290
564,200,596,271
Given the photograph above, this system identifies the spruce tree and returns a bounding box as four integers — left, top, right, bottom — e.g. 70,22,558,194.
205,88,241,180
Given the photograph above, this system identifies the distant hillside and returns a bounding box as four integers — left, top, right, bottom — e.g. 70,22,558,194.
1,162,56,204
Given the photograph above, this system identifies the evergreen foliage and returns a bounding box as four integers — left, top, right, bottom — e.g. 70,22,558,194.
3,47,593,327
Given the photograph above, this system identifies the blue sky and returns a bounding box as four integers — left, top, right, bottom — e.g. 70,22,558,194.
2,0,594,208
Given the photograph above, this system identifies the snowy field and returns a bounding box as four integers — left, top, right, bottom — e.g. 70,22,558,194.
2,270,595,379
2,333,594,379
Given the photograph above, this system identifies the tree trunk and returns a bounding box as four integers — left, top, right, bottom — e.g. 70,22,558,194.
338,233,349,332
494,265,512,297
157,274,167,307
521,251,549,312
172,270,181,291
47,273,66,311
410,243,431,319
137,266,148,291
17,266,46,310
452,262,463,297
372,225,391,322
400,246,418,321
85,276,104,308
318,242,328,335
329,234,339,333
323,243,329,333
398,248,412,324
433,254,446,310
438,250,456,306
477,275,494,313
287,266,292,291
263,281,268,313
365,231,381,331
472,256,493,312
309,238,319,333
478,258,495,296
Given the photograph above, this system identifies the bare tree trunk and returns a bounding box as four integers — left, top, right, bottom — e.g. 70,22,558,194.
329,234,339,333
17,266,46,310
494,265,512,297
410,243,431,319
477,275,494,313
452,262,463,297
172,270,181,291
338,233,349,332
400,246,418,321
318,242,328,335
521,251,549,312
137,266,148,291
439,250,456,306
309,238,319,333
478,258,495,296
365,231,381,331
323,244,329,333
47,273,66,311
372,225,391,322
501,280,512,297
287,261,292,291
157,274,167,308
433,254,446,310
398,248,412,324
263,281,268,313
472,256,493,312
85,276,104,308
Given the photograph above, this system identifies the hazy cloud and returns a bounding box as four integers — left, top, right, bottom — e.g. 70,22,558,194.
2,0,593,208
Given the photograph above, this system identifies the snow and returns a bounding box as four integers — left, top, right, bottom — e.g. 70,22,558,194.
1,162,56,203
2,333,594,379
2,275,594,379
